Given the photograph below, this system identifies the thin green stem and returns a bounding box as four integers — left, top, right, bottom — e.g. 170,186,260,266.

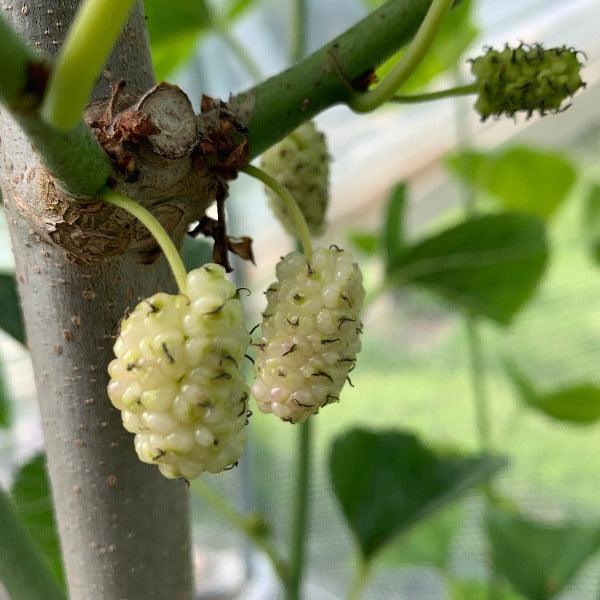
0,489,66,600
41,0,136,130
465,314,491,451
347,557,371,600
191,478,288,582
241,165,313,262
390,83,477,104
285,418,313,600
349,0,454,112
101,189,188,293
290,0,308,64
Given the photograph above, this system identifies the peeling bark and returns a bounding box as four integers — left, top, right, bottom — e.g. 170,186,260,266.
0,3,195,599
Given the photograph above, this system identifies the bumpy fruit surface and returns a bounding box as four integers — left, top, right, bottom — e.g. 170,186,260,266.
108,264,250,480
252,247,364,423
260,121,330,237
470,43,584,120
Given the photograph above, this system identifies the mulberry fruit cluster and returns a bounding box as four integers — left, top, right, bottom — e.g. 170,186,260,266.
260,121,330,237
470,43,585,120
108,264,250,480
252,247,365,424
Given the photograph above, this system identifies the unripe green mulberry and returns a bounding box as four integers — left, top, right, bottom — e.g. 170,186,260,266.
260,121,330,237
470,43,585,120
252,247,364,424
107,264,250,480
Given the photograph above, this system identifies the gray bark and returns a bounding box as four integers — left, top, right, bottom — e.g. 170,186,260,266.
0,3,193,599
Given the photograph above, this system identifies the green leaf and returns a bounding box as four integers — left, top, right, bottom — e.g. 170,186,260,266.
182,236,213,271
377,504,462,569
348,231,378,255
329,428,506,561
487,506,600,600
381,183,407,274
0,360,10,429
505,361,600,424
143,0,211,79
451,580,525,600
582,183,600,264
11,454,64,586
377,0,477,92
447,147,577,221
390,213,549,325
0,272,26,344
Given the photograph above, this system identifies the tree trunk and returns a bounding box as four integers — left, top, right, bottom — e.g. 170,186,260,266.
0,3,192,600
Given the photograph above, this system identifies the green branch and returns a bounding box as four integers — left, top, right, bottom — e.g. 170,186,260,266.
0,14,43,112
0,15,111,198
0,489,66,600
41,0,136,130
236,0,461,158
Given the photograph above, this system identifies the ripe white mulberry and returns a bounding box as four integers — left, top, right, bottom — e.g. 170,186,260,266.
470,43,585,120
252,247,364,423
107,264,250,480
260,121,330,237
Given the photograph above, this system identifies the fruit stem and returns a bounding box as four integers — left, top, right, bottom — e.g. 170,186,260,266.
241,164,314,262
348,0,454,113
191,478,289,583
285,417,313,600
40,0,136,130
101,188,188,294
390,83,478,104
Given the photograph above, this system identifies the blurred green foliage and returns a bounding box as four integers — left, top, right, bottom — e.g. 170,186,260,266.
389,213,549,325
329,428,505,561
11,454,64,586
447,146,577,221
0,273,25,344
376,504,462,569
143,0,259,79
505,360,600,425
488,506,600,600
0,362,9,429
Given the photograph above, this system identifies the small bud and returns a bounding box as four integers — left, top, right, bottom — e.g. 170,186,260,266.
260,121,330,237
470,43,585,120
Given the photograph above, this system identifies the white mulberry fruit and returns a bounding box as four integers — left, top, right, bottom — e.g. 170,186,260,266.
107,264,250,480
260,121,330,237
252,247,364,423
470,43,585,120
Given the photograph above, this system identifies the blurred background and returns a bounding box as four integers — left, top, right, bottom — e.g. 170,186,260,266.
2,0,600,598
